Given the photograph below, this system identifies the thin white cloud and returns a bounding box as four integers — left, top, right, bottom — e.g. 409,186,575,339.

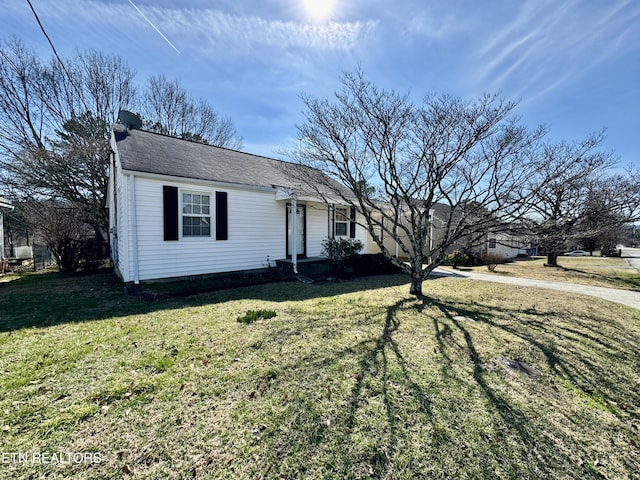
472,0,640,101
159,9,377,52
391,2,477,46
30,0,377,53
405,9,460,41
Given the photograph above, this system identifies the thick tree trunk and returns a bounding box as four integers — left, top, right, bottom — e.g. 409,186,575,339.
546,252,559,267
409,275,423,297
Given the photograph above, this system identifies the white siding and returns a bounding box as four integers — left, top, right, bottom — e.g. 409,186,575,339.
128,177,332,281
354,213,368,253
110,164,362,281
307,205,368,257
306,203,329,257
134,177,277,280
487,234,530,259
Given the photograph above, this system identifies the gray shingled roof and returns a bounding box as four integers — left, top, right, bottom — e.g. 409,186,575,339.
114,127,347,197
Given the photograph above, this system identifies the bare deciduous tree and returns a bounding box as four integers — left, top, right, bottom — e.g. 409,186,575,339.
0,37,137,157
141,75,242,149
0,36,244,265
524,132,638,266
576,173,639,255
39,49,138,128
1,114,110,240
0,37,49,155
293,70,545,297
24,200,90,272
0,38,137,242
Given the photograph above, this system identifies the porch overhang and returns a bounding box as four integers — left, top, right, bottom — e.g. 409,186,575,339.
0,197,14,210
273,186,345,204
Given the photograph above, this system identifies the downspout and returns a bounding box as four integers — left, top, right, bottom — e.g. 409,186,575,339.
291,194,298,274
129,174,140,284
110,150,118,265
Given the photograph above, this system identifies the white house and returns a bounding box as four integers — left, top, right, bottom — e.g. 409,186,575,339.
484,233,536,258
107,123,368,283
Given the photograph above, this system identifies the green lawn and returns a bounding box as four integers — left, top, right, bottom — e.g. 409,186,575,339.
1,271,639,479
462,255,640,291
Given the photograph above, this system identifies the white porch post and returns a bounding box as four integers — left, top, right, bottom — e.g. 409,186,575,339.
0,210,4,261
394,222,399,259
291,195,298,274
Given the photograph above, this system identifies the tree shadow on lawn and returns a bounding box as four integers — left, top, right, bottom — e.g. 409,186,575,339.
0,270,411,332
248,294,640,479
4,271,639,477
551,265,640,290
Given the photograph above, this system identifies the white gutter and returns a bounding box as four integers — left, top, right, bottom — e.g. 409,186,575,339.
129,174,140,284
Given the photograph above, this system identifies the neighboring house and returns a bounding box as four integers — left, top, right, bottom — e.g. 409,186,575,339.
364,200,536,262
0,197,14,270
474,232,537,259
107,123,368,283
365,202,454,261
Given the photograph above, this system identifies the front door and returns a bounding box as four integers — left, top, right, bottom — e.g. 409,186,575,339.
286,204,306,257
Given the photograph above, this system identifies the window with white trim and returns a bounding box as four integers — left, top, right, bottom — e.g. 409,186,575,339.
182,192,211,237
335,207,348,237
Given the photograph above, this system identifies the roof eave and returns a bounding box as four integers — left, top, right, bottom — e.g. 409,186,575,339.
121,168,279,193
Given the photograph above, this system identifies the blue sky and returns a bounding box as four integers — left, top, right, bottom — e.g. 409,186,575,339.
2,0,639,165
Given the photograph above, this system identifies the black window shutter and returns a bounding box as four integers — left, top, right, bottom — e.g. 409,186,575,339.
216,191,228,240
349,206,356,238
163,186,179,241
329,205,335,239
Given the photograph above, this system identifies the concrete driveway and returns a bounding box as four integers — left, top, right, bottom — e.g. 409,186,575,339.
432,266,640,311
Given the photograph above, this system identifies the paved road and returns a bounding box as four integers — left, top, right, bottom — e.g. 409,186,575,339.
621,247,640,273
432,266,640,311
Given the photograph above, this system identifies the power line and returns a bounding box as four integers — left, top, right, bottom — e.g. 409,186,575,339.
25,0,90,114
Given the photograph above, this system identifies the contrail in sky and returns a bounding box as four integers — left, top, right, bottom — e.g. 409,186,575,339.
128,0,181,54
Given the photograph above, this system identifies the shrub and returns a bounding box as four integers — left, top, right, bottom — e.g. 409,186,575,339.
444,250,468,269
348,253,402,275
24,201,108,273
237,309,277,324
78,237,108,273
480,252,505,272
321,237,363,263
601,246,621,257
